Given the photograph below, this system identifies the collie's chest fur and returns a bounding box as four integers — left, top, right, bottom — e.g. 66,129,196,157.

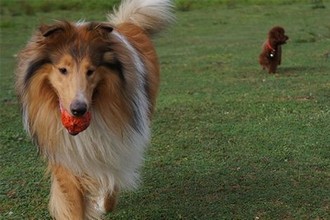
51,109,150,190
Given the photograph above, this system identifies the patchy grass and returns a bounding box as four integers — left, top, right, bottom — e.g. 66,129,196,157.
1,1,330,219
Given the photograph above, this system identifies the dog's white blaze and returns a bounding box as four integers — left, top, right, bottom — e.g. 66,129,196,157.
75,91,88,106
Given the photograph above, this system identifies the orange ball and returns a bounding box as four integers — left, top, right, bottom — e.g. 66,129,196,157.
61,109,91,135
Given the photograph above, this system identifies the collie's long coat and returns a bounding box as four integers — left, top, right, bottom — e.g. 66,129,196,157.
16,0,174,219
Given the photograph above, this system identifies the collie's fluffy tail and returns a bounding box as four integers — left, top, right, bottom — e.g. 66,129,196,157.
107,0,174,35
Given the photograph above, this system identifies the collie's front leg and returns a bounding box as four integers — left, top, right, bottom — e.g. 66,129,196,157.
49,165,84,220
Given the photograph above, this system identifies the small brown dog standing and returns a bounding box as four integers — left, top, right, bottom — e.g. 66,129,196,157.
259,26,289,73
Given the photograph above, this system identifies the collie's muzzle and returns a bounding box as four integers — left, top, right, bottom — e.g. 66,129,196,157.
60,101,91,135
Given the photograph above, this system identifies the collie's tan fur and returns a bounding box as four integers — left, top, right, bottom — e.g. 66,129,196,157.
15,0,174,219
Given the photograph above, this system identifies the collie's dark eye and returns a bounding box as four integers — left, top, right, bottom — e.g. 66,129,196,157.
86,69,94,76
58,68,67,75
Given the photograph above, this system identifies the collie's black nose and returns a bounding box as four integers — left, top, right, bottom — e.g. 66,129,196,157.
70,101,87,117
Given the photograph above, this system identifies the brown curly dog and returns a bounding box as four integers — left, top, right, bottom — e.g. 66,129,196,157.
259,26,289,73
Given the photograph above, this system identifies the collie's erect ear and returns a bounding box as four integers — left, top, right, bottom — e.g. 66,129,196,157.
90,22,114,34
39,24,64,37
99,23,114,33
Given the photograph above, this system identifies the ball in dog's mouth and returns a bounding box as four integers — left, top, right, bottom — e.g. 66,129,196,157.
60,108,91,135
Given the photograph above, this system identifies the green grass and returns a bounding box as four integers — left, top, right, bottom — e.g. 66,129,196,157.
1,1,330,219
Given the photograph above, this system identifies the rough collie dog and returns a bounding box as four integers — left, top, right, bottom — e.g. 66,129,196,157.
15,0,173,219
259,26,289,73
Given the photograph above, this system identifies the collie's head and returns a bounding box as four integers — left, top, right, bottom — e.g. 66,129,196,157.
33,21,117,114
16,21,154,140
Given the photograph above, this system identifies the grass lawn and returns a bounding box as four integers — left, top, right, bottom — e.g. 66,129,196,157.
1,1,330,219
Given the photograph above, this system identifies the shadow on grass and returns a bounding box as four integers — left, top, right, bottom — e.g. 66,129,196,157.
109,168,320,219
259,65,329,77
112,164,328,219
